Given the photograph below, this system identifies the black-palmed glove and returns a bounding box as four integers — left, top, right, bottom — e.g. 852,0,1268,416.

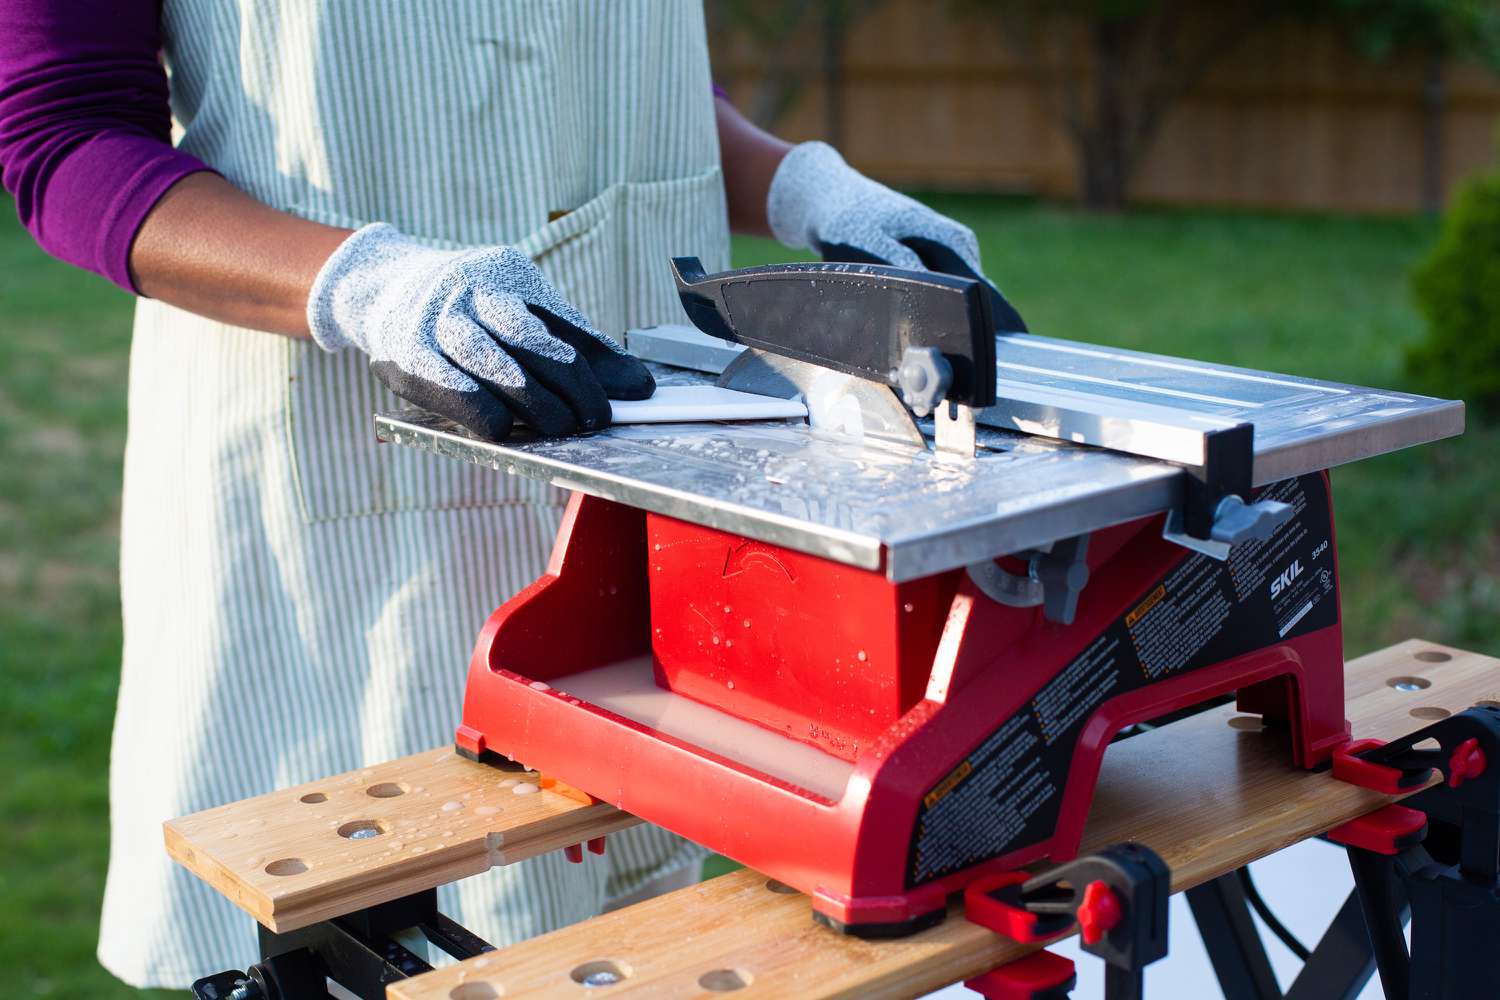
306,223,654,440
767,141,1027,332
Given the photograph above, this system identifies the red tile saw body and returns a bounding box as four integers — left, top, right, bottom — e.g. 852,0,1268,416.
455,474,1350,930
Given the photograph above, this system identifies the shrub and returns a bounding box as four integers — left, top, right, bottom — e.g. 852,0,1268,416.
1409,136,1500,415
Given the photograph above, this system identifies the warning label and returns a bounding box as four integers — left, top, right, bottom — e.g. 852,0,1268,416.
906,473,1338,886
1131,556,1233,678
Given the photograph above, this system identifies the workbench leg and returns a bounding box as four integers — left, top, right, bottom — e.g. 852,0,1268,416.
1102,964,1144,1000
1405,859,1500,1000
1185,871,1281,1000
1347,850,1412,1000
1283,887,1405,1000
193,889,495,1000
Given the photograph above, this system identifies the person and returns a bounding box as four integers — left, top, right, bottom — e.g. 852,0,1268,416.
0,1,1000,988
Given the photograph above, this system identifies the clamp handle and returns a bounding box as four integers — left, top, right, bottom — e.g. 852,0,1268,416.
966,844,1169,1000
671,257,998,410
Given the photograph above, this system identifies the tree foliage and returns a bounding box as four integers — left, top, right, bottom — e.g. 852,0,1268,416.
711,0,1500,211
705,0,883,135
1320,1,1500,211
1324,0,1500,67
1409,128,1500,414
958,0,1297,210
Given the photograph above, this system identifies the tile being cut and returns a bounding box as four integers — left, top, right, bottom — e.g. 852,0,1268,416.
610,385,808,425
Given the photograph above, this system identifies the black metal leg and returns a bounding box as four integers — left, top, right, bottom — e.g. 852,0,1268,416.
231,889,496,1000
1405,857,1500,1000
1284,887,1406,1000
1104,963,1144,1000
1347,849,1411,1000
1186,871,1282,1000
419,912,496,961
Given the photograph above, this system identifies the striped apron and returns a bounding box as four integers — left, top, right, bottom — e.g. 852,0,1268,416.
95,1,730,987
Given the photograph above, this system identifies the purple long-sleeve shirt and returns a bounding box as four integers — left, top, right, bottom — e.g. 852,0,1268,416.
0,4,731,295
0,1,211,292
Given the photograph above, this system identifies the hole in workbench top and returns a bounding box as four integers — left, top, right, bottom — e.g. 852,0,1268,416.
1414,650,1452,663
1479,701,1500,710
449,985,502,1000
571,959,630,987
366,781,409,798
337,819,388,840
265,858,308,876
699,968,752,991
299,792,327,804
764,878,798,894
1410,706,1451,721
1227,715,1264,732
1388,676,1432,692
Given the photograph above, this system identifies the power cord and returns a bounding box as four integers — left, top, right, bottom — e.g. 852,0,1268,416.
1237,865,1311,961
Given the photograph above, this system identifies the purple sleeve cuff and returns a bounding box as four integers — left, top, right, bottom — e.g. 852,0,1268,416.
713,82,730,102
33,134,211,293
0,0,211,293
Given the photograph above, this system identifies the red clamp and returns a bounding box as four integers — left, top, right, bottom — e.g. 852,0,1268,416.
1077,880,1122,945
965,950,1076,1000
966,873,1075,944
1448,737,1487,788
1333,738,1432,795
1326,803,1428,855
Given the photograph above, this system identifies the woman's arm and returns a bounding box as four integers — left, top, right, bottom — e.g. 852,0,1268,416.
128,173,349,337
0,0,345,336
714,95,791,237
710,91,1027,331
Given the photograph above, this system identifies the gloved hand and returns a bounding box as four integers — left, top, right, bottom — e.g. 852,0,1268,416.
307,223,654,441
766,141,1026,332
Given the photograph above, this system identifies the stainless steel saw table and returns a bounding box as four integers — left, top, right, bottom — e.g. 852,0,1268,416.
375,330,1462,582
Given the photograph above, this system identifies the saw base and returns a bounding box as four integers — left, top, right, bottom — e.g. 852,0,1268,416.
453,472,1351,935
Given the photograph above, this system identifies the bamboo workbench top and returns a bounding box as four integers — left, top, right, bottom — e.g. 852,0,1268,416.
164,754,639,933
165,639,1500,998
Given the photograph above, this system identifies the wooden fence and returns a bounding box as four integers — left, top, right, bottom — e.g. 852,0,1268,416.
710,2,1500,213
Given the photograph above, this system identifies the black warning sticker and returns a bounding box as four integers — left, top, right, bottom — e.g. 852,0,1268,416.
906,473,1338,886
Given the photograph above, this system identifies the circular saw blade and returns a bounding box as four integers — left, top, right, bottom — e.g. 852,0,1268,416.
717,349,925,449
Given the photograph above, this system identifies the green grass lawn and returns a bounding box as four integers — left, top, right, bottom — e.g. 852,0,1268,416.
1,197,1494,998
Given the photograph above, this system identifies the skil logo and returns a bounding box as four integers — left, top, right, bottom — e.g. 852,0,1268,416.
1270,559,1303,599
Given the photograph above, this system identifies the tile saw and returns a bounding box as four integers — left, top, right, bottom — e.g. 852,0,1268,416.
375,258,1464,936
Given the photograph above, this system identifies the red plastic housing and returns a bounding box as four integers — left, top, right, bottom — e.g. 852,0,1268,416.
455,474,1350,932
647,516,959,760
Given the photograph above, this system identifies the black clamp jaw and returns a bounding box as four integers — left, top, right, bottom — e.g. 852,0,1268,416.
964,843,1171,1000
1330,704,1500,1000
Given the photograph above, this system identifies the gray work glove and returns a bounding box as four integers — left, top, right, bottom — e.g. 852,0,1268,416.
307,223,654,441
766,141,1027,332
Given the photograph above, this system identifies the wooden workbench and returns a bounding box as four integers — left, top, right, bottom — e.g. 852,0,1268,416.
165,639,1500,998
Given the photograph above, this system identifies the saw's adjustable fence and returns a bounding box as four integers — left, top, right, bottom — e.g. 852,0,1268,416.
168,641,1500,999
